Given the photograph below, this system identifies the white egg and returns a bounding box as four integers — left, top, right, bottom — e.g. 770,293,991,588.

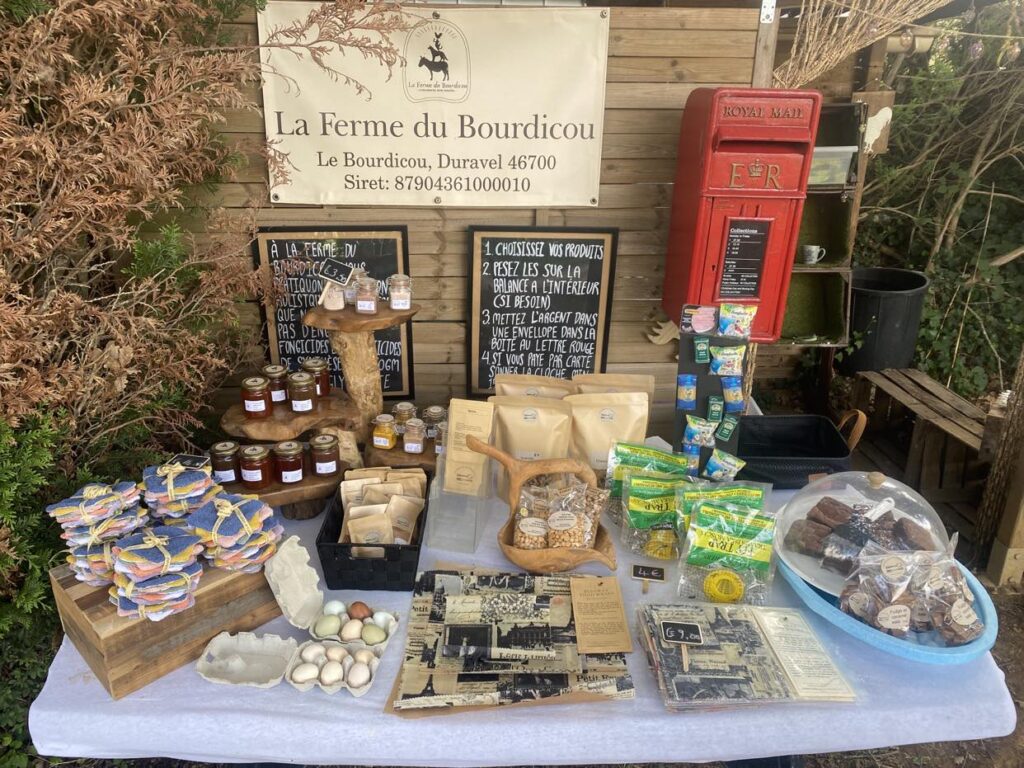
322,600,347,616
314,614,342,638
346,661,371,689
372,611,392,631
340,618,364,641
325,645,348,663
362,617,375,625
300,643,326,663
353,649,375,666
319,660,345,686
291,662,319,684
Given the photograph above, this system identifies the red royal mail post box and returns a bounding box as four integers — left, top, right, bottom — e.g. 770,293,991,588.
662,88,822,342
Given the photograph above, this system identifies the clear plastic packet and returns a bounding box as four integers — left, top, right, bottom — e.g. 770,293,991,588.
721,376,745,413
608,467,705,526
702,448,746,481
512,485,551,550
676,374,697,410
604,441,694,500
678,500,778,605
717,303,758,337
676,481,770,521
620,474,689,560
546,481,592,549
684,415,717,448
709,345,745,376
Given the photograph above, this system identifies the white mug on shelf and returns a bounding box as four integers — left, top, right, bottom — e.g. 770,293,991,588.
799,244,827,264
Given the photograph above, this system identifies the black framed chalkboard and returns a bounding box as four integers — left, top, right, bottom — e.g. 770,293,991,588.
468,227,617,396
254,227,413,398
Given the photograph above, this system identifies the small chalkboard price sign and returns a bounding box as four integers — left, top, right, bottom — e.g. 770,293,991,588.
468,227,617,396
660,621,704,646
631,564,666,583
255,227,413,397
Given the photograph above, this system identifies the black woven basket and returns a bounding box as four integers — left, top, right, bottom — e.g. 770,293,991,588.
736,415,851,489
315,482,429,591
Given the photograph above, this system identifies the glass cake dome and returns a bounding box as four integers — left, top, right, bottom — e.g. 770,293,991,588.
775,471,950,597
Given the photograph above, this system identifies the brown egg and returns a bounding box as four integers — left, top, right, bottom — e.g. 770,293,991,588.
347,601,372,621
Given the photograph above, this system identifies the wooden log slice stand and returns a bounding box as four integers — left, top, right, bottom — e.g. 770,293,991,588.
303,303,420,443
219,394,361,520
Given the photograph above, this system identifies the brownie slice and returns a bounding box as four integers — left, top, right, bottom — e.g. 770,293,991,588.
806,496,855,529
895,517,938,551
821,533,861,576
784,519,831,557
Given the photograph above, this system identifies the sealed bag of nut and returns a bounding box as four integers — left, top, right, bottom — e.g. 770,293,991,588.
841,542,984,646
512,485,550,550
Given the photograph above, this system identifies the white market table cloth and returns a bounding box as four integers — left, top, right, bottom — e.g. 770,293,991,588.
30,490,1016,765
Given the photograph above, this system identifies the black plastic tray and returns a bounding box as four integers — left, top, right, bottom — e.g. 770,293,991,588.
736,415,851,489
315,481,430,591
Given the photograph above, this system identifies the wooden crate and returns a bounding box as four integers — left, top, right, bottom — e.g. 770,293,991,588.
50,564,281,700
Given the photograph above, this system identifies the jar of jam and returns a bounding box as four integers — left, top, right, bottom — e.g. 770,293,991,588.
309,434,340,476
301,357,330,398
435,421,447,455
209,441,241,484
262,364,289,405
387,274,412,311
403,418,426,454
355,276,379,315
287,371,316,413
241,376,272,419
343,267,367,305
372,414,397,449
239,445,272,490
422,405,447,439
392,401,416,435
273,441,304,484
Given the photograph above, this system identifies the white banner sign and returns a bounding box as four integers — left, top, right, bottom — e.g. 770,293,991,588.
257,5,609,207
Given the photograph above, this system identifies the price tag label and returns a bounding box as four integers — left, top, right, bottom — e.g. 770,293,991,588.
631,564,666,583
169,453,211,470
659,620,703,646
319,257,354,286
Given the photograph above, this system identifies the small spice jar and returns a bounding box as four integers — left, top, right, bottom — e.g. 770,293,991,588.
343,267,367,305
387,274,413,311
422,405,447,440
403,418,426,454
239,445,272,490
392,401,417,435
209,441,241,484
287,371,316,413
301,357,330,398
435,421,447,455
273,441,304,484
241,376,272,419
355,276,379,315
372,414,397,449
309,434,341,476
262,364,289,405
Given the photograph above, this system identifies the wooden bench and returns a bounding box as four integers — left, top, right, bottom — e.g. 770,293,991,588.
854,368,988,539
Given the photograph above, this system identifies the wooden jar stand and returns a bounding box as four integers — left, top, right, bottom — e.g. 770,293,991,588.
302,303,420,443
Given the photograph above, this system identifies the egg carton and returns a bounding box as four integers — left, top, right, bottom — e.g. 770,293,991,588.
196,631,298,688
264,536,400,652
285,639,381,697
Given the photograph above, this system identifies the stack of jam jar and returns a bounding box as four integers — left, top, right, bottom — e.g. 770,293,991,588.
209,434,343,491
240,358,333,420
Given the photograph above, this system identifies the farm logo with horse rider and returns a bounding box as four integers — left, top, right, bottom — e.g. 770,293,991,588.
403,19,470,102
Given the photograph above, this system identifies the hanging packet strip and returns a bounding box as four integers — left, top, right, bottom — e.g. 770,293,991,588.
709,345,746,376
605,441,695,499
718,303,758,338
679,500,779,606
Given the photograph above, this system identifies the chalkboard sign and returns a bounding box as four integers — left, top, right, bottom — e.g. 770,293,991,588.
631,564,666,583
255,228,413,397
660,621,704,645
719,219,770,299
468,227,616,396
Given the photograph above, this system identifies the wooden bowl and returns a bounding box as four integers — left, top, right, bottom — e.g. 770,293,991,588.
466,436,616,574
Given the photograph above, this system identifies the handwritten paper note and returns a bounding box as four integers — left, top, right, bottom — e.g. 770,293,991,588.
569,576,632,655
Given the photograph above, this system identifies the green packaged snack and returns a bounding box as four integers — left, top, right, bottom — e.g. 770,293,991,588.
605,441,694,499
715,414,739,441
620,475,692,560
693,336,710,364
706,395,724,423
678,500,778,606
677,481,769,521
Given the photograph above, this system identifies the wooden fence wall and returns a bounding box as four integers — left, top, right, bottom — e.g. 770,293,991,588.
200,5,794,437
